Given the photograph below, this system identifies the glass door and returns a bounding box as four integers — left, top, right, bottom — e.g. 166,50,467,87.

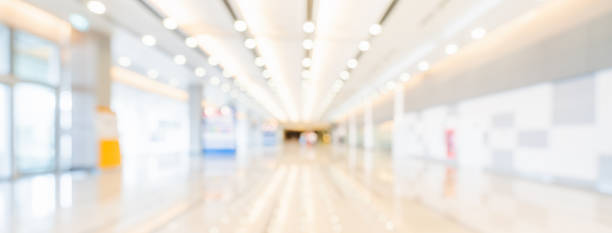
11,30,59,175
13,84,56,173
0,84,10,178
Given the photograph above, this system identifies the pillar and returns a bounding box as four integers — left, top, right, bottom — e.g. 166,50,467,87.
69,31,113,169
188,83,203,156
363,101,374,150
348,115,357,148
392,87,404,157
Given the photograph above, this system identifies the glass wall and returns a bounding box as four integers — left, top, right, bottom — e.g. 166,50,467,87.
0,24,8,75
0,26,61,177
0,84,9,178
14,84,56,173
13,31,60,85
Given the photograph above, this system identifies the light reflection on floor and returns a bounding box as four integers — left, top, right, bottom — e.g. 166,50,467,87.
1,143,611,233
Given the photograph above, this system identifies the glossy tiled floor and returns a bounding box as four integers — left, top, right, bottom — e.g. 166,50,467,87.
1,143,612,233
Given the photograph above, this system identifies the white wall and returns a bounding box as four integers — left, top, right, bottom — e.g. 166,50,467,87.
397,68,612,190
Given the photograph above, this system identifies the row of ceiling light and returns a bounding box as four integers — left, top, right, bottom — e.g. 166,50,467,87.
320,19,487,121
86,0,246,95
332,25,489,120
378,26,487,94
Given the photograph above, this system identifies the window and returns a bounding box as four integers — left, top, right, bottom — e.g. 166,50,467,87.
0,24,9,75
14,83,56,173
13,31,60,85
0,84,9,178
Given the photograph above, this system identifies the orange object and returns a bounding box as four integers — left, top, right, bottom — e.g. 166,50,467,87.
99,139,121,168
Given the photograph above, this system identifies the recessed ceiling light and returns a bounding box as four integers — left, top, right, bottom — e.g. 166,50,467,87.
399,73,411,82
141,35,156,46
262,69,272,79
254,57,265,67
418,61,430,71
358,41,370,51
445,44,459,55
369,24,382,36
244,38,256,49
471,27,486,39
334,79,344,88
210,76,220,85
223,70,234,78
347,59,358,69
208,56,219,66
174,55,186,65
234,20,247,32
147,70,159,79
303,21,315,33
195,67,206,77
386,81,396,90
185,37,198,48
301,70,311,79
86,0,106,15
163,18,178,30
302,57,312,68
302,39,314,50
118,57,131,67
69,14,89,32
339,70,350,80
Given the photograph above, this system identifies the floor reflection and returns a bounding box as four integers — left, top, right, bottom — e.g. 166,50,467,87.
0,144,611,233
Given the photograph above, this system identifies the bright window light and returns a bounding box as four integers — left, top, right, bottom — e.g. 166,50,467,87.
302,39,314,50
302,57,312,68
195,67,206,77
358,41,370,51
86,1,106,15
418,61,430,71
118,57,131,67
234,20,247,32
303,21,315,33
445,44,459,55
369,24,382,36
174,55,186,65
141,35,156,47
347,59,358,69
471,27,486,39
185,37,198,48
163,18,178,30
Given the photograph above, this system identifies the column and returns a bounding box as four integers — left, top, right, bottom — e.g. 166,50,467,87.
363,101,374,150
188,83,203,156
69,31,113,169
348,114,357,148
392,87,404,158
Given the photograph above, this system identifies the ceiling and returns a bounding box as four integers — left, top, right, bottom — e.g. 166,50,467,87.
24,0,552,125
